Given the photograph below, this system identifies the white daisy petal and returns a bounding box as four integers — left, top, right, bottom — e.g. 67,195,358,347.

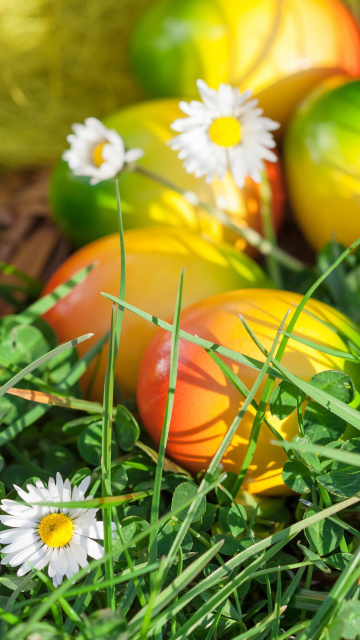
0,516,37,528
69,541,89,569
78,521,105,539
57,547,68,577
16,563,32,577
55,473,64,501
65,546,79,579
0,528,36,543
169,79,279,188
0,473,107,588
62,117,144,184
81,537,104,560
18,549,50,577
77,476,91,500
125,147,145,163
3,541,44,567
0,502,38,518
1,534,39,554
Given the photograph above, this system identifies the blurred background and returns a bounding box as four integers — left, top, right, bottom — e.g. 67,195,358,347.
1,0,360,312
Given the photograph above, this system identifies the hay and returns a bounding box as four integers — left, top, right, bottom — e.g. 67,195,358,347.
0,0,153,167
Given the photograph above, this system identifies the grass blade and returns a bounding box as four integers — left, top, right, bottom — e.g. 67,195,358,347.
21,264,96,323
297,545,360,640
0,333,109,448
2,387,103,414
279,330,360,362
274,439,360,468
102,292,285,381
31,492,153,509
101,303,117,610
11,477,224,640
140,496,359,636
161,311,290,588
0,333,93,399
149,269,184,587
0,261,42,294
129,540,225,636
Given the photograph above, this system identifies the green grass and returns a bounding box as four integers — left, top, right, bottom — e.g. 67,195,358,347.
1,194,360,639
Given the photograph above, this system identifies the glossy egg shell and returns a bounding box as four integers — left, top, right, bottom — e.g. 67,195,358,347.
131,0,360,131
50,99,284,247
285,77,360,252
137,288,360,495
42,228,271,399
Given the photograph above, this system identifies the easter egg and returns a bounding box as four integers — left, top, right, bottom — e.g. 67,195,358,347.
284,77,360,252
50,99,285,247
42,228,271,399
131,0,360,131
137,288,360,495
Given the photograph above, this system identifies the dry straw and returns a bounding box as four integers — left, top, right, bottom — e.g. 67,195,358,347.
0,0,153,167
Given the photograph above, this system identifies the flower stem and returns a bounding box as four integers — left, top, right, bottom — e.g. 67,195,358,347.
101,303,117,611
132,164,305,272
259,170,283,288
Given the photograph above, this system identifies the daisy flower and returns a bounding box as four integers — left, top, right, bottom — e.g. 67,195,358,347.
0,473,108,587
62,117,144,185
169,80,280,189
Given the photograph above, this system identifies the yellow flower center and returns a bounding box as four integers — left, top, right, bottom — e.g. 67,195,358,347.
92,142,108,167
208,116,242,148
38,513,73,548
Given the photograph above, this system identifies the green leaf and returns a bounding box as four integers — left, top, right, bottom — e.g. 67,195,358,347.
309,370,355,405
291,436,324,473
328,600,360,640
111,465,128,492
210,534,241,556
0,332,93,400
0,322,50,373
191,502,217,533
0,481,6,501
0,576,37,592
77,421,118,466
0,609,20,625
218,506,231,533
71,467,91,487
270,381,305,420
63,415,100,436
171,482,206,523
282,460,314,494
117,516,149,553
43,445,75,477
127,539,224,636
317,469,360,498
158,520,193,556
215,472,239,505
254,560,282,583
2,464,33,489
325,553,353,571
84,608,128,638
227,504,247,537
304,507,344,555
297,543,330,573
332,438,360,472
276,438,360,472
303,402,347,444
114,405,140,452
